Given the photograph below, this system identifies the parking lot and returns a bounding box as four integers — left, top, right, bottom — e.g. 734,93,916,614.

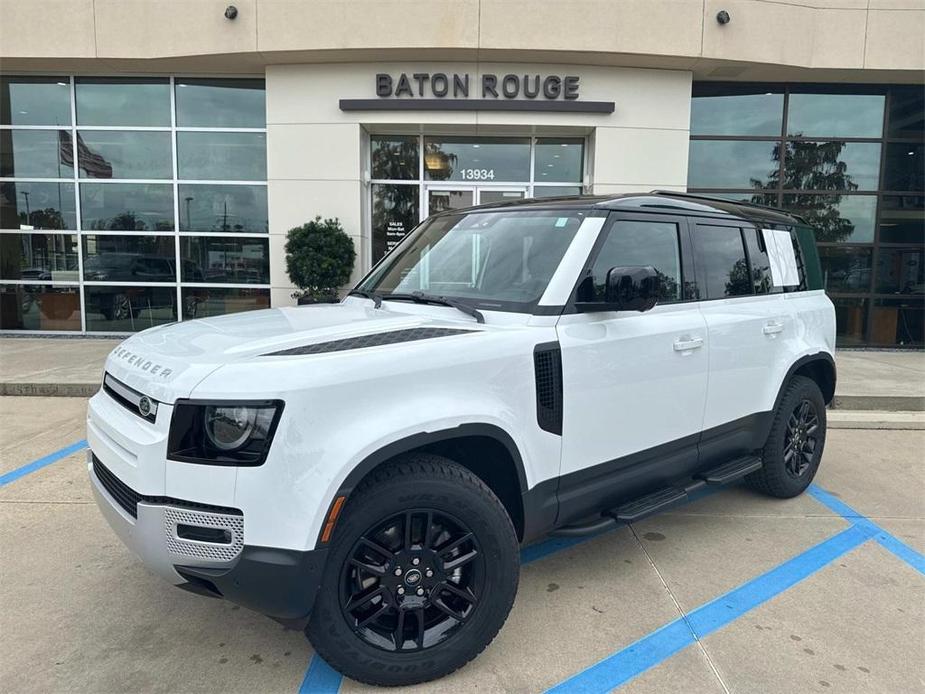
1,395,922,694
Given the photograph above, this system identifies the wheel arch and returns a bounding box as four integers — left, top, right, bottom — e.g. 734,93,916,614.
318,424,529,547
777,352,837,409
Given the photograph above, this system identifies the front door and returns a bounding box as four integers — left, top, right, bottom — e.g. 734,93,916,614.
424,186,525,217
555,213,709,525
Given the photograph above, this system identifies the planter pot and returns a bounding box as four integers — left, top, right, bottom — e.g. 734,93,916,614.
297,294,339,305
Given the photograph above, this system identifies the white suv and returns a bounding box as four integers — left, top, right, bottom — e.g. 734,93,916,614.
87,192,835,686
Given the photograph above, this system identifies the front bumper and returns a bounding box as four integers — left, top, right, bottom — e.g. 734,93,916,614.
89,450,327,621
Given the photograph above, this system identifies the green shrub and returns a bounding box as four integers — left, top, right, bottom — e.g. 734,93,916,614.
285,217,356,301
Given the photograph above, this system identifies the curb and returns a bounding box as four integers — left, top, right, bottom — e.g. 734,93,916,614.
0,383,100,397
832,395,925,412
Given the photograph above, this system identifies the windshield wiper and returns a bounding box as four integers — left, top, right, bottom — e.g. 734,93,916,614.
347,289,383,309
387,291,485,324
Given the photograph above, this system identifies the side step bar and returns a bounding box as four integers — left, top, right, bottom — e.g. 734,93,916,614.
551,455,763,536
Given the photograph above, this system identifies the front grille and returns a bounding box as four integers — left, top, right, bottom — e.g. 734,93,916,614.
103,373,158,424
92,454,242,519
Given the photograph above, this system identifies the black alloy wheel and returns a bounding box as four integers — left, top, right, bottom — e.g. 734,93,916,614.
340,509,484,652
306,455,519,687
747,374,827,498
783,399,820,477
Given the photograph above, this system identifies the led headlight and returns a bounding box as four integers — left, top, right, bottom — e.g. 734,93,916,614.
168,400,283,466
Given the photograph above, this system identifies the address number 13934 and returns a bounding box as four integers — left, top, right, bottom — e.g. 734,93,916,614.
460,168,495,180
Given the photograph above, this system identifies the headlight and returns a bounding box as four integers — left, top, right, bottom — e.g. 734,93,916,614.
168,400,283,466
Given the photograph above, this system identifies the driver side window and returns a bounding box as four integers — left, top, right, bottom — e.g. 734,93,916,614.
583,219,683,303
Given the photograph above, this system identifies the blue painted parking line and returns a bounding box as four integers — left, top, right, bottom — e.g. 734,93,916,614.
0,439,88,487
809,484,925,575
299,652,342,694
544,523,875,694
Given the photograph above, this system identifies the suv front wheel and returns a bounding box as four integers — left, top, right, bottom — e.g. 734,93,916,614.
306,454,520,686
747,375,827,498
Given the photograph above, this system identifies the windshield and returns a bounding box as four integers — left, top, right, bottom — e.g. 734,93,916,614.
361,209,588,309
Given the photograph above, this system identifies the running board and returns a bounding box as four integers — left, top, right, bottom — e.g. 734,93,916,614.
610,487,688,523
696,455,763,485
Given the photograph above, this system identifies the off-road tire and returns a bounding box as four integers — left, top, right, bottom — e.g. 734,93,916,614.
747,375,827,498
305,454,520,687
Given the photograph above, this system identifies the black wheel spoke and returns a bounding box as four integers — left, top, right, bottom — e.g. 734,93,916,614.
339,509,484,654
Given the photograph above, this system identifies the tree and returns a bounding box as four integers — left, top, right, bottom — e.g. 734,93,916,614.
285,217,356,302
751,139,859,243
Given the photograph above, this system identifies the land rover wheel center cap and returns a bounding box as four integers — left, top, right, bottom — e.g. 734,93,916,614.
404,569,422,586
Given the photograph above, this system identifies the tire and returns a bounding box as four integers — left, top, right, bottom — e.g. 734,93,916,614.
306,454,520,687
747,375,827,498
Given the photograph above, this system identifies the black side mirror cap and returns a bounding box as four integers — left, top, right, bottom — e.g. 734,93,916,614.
605,265,660,312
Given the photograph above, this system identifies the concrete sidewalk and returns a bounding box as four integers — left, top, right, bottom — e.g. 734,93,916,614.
0,337,923,411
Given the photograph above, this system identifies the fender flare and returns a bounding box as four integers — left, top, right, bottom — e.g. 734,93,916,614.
773,351,837,414
336,422,529,499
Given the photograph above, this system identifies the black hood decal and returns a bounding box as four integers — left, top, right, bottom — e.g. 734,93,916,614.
263,327,477,356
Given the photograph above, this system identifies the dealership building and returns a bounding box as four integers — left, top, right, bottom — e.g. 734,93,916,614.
0,0,922,346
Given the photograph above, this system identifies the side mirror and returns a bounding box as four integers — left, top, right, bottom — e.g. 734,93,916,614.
604,265,660,312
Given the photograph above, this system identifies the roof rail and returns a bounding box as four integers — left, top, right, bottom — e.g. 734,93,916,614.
648,190,800,219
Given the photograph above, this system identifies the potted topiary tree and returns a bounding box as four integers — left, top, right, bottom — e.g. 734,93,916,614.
285,216,356,304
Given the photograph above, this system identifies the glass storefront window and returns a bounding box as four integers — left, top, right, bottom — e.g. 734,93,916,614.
76,131,172,179
0,182,76,230
876,247,924,294
532,186,583,198
180,236,269,284
0,233,78,281
534,139,583,182
177,132,267,181
832,297,868,346
879,195,924,244
182,287,270,319
887,86,925,140
818,246,872,293
691,88,784,136
883,142,924,192
175,78,266,128
787,93,885,138
872,297,924,346
371,183,419,260
75,78,170,127
1,76,71,126
781,194,877,243
84,285,177,331
0,130,73,178
782,141,881,191
80,183,174,231
0,283,80,331
688,140,780,189
423,137,530,182
178,184,267,233
371,136,419,180
82,235,176,282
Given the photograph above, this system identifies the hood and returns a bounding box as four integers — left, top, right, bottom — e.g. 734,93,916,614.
103,301,485,402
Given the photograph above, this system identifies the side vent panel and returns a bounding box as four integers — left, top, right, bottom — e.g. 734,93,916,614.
533,342,563,436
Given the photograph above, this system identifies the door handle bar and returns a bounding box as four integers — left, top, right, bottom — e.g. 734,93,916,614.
763,321,785,335
673,337,704,351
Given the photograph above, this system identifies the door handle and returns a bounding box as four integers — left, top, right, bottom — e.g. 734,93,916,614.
763,321,785,335
673,336,704,352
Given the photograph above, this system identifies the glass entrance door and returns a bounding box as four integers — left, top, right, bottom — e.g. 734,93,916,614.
424,186,526,217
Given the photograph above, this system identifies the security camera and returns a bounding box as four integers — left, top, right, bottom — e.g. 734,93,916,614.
224,5,238,19
716,10,731,24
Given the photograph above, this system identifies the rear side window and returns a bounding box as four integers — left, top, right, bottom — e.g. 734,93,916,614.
585,219,682,303
742,228,783,295
693,225,752,299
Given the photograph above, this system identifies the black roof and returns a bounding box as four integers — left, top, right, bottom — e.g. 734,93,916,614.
442,190,806,227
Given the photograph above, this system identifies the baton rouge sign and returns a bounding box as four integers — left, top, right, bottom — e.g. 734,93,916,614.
339,72,615,114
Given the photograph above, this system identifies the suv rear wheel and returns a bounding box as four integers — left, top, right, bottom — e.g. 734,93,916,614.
306,454,520,686
747,375,827,498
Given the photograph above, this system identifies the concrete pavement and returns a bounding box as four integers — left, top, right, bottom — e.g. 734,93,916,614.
1,396,922,693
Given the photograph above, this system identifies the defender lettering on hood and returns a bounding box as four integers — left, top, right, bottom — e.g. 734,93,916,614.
110,347,174,378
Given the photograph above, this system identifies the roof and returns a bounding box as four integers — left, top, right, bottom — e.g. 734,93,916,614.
442,190,806,228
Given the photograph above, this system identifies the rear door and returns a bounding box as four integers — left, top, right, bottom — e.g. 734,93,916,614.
692,221,791,464
555,213,709,524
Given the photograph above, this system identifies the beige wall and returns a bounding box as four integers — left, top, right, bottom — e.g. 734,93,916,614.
264,63,692,303
1,0,923,79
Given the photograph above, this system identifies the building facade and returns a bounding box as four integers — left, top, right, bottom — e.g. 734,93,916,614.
1,0,922,346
